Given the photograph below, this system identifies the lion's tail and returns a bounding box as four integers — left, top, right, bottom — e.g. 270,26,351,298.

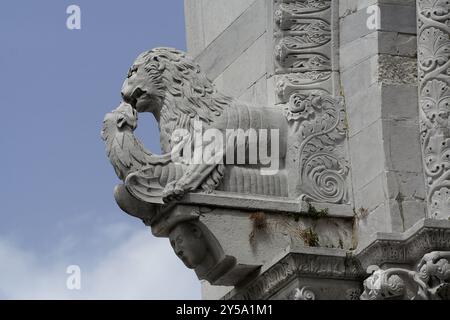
200,164,226,193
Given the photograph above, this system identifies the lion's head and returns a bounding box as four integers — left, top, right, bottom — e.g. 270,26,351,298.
121,47,233,124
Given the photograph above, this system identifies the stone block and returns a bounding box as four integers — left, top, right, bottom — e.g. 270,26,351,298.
238,86,254,104
341,55,378,101
379,32,417,57
349,120,385,191
339,0,377,18
213,35,267,98
196,0,267,80
340,7,377,45
340,32,378,72
201,0,256,47
387,199,427,232
356,203,391,248
345,83,382,137
201,281,233,300
340,3,416,45
382,120,422,173
380,84,419,121
253,76,268,107
379,4,417,35
354,172,387,213
385,171,426,201
184,0,206,57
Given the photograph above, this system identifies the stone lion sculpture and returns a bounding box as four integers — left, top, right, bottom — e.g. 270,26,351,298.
105,47,347,204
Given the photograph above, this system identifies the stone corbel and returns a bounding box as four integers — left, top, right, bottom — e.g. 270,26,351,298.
102,46,352,287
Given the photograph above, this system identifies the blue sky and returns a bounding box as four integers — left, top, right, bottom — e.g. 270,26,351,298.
0,0,201,299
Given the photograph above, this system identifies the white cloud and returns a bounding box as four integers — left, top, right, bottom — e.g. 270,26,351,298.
0,226,201,300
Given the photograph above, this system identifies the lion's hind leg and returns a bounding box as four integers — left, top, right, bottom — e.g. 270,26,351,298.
162,163,220,203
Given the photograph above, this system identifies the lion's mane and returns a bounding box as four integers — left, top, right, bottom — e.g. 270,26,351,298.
135,47,234,124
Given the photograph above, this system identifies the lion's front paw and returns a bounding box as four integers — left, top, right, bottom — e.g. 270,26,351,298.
162,181,185,203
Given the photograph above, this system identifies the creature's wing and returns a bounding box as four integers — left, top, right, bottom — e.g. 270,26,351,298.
125,170,165,204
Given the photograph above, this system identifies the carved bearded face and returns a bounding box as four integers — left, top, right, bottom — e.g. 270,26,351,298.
121,54,165,114
169,222,208,269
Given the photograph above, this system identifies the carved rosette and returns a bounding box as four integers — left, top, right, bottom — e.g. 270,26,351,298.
417,0,450,218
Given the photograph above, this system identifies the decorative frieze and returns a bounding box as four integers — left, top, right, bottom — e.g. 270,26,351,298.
417,0,450,219
356,219,450,270
224,250,365,300
274,0,349,204
274,0,336,101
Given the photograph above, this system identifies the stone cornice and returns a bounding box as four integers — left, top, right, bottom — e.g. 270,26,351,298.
223,247,365,300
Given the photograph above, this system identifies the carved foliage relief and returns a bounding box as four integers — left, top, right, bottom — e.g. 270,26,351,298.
417,0,450,218
275,0,349,203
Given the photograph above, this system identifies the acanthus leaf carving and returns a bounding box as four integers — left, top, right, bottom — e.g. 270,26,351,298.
417,0,450,218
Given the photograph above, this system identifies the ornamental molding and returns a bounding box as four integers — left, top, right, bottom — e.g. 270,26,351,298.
356,219,450,270
417,0,450,219
224,248,365,300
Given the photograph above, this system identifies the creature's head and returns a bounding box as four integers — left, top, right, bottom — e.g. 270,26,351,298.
102,102,138,140
121,47,232,123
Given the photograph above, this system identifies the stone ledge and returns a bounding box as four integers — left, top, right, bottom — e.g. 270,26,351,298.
180,191,354,218
355,219,450,269
219,219,450,300
222,246,365,300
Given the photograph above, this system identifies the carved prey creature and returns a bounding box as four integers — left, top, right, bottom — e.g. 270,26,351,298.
101,102,167,180
102,102,228,202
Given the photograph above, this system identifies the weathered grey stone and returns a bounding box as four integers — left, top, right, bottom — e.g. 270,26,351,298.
340,3,416,45
361,250,450,300
223,246,365,300
184,0,205,58
345,83,382,137
348,120,385,191
380,84,419,121
101,0,450,301
353,172,387,213
378,55,418,85
416,0,450,219
213,34,267,98
341,55,379,100
195,0,267,80
382,120,422,172
200,0,256,49
355,219,450,268
379,32,417,57
385,171,426,201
